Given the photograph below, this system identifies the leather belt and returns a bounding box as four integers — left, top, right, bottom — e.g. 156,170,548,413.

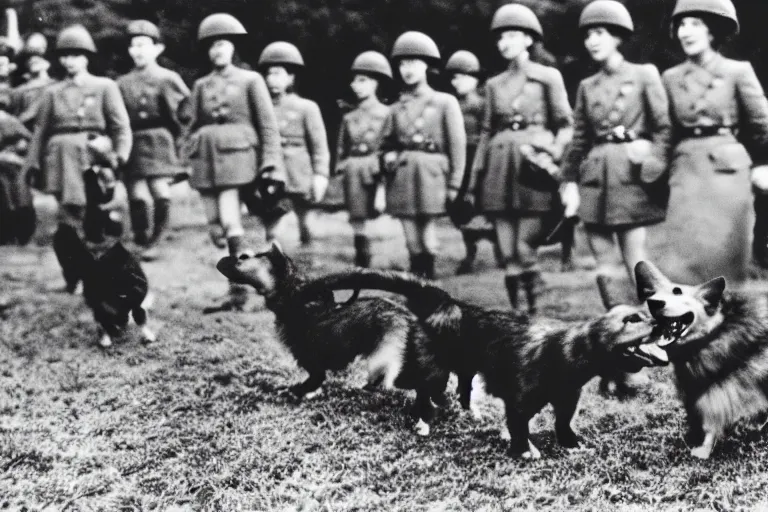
595,125,641,144
349,143,375,157
52,127,106,136
679,125,733,139
131,119,170,132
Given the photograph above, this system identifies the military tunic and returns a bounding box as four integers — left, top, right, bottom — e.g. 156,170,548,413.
273,92,330,198
561,59,671,227
25,72,132,206
335,98,389,220
0,110,32,211
471,59,573,214
652,54,768,284
379,83,466,217
183,64,281,191
117,64,190,179
11,76,57,131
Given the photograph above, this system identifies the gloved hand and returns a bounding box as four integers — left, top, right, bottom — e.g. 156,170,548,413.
312,174,329,203
560,182,580,218
751,165,768,192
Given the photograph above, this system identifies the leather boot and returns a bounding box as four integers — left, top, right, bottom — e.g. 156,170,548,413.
53,223,82,294
130,200,151,247
14,207,37,246
409,253,422,276
227,235,244,257
354,235,371,268
504,274,519,310
149,198,171,246
521,269,541,315
423,252,436,280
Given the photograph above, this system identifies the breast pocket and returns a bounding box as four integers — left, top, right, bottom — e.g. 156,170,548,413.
709,142,752,174
579,152,603,187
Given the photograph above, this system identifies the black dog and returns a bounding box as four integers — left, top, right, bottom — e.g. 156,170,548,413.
215,242,450,436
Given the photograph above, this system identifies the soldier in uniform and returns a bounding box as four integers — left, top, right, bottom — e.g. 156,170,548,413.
445,50,504,275
118,20,190,260
11,33,55,132
334,51,391,268
24,25,132,290
258,42,330,247
471,5,573,313
652,0,768,284
182,14,282,311
379,31,466,279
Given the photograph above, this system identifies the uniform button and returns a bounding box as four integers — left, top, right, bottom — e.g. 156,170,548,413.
412,133,425,144
139,97,148,105
138,111,148,119
601,120,610,128
693,127,702,136
608,111,621,123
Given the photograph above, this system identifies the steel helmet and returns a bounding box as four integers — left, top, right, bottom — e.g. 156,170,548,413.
445,50,481,75
351,51,393,79
580,1,635,34
197,13,247,42
56,25,97,54
258,41,305,68
127,20,162,42
490,4,544,39
672,0,739,35
391,31,440,61
23,32,48,56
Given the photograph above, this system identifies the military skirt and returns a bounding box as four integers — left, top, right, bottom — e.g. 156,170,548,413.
386,150,448,218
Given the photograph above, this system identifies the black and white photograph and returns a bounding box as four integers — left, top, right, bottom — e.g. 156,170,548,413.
2,0,768,509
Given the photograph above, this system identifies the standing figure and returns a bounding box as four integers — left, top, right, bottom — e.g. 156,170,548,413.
379,31,466,279
24,25,132,291
335,51,392,268
117,20,190,260
182,14,282,312
445,50,505,275
471,4,573,313
11,33,55,132
258,42,330,247
652,0,768,284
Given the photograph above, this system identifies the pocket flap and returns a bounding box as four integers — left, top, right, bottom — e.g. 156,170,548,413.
214,126,258,152
709,143,752,173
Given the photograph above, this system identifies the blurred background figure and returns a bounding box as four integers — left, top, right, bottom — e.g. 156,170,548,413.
11,32,55,132
334,50,391,268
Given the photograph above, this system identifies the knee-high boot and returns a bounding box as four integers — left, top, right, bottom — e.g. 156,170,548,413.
354,234,372,268
130,200,151,247
149,198,171,246
521,268,542,315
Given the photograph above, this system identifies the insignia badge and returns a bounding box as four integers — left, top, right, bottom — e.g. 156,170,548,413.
358,143,369,153
414,118,425,129
412,133,425,144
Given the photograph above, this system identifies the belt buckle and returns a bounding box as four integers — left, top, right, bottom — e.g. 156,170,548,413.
357,143,369,154
612,125,627,140
693,127,702,136
717,127,728,136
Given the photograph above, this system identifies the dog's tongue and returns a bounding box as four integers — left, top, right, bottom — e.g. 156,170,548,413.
638,343,669,364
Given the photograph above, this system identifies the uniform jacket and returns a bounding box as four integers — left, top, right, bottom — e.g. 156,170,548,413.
118,64,190,178
273,92,330,196
470,58,573,213
561,58,670,226
459,90,484,149
11,76,57,131
378,83,466,217
25,72,132,206
0,110,33,210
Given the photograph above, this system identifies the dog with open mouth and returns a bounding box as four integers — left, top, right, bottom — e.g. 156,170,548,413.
293,269,669,458
636,260,768,460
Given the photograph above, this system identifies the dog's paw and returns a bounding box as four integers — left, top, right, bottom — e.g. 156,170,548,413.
304,387,324,400
690,445,712,460
522,440,541,460
141,326,156,344
414,419,431,437
500,427,512,441
99,334,113,348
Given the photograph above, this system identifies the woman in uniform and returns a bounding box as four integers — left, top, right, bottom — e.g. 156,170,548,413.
24,25,132,291
334,51,391,268
471,4,573,313
652,0,768,284
258,42,330,247
559,1,671,308
182,13,282,311
379,31,466,279
118,20,190,260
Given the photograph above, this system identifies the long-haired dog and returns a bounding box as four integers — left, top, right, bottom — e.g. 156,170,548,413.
295,269,668,458
636,260,768,459
215,242,449,436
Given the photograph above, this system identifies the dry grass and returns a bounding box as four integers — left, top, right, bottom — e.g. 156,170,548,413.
2,200,768,512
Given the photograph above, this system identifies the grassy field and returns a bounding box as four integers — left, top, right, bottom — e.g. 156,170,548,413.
3,197,768,512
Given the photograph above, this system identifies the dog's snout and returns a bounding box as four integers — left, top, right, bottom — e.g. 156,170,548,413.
647,298,665,313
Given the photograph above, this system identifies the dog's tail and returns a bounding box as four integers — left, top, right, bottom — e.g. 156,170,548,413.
297,269,461,332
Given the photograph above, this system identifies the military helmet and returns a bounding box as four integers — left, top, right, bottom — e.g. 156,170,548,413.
0,37,15,59
56,25,97,54
391,31,440,61
579,1,635,34
197,13,247,42
258,41,305,68
23,33,48,57
490,4,544,39
127,20,162,42
445,50,481,75
671,0,739,35
351,51,393,79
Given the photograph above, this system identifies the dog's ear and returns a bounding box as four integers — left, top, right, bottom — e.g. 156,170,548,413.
269,240,285,256
696,276,726,315
635,261,671,301
267,240,289,276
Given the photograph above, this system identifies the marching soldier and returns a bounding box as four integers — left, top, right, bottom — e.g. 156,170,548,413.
182,13,282,312
334,51,392,267
11,33,55,132
653,0,768,283
379,31,467,279
118,20,190,260
471,4,573,313
258,42,330,247
24,25,132,291
445,49,505,275
560,0,671,308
